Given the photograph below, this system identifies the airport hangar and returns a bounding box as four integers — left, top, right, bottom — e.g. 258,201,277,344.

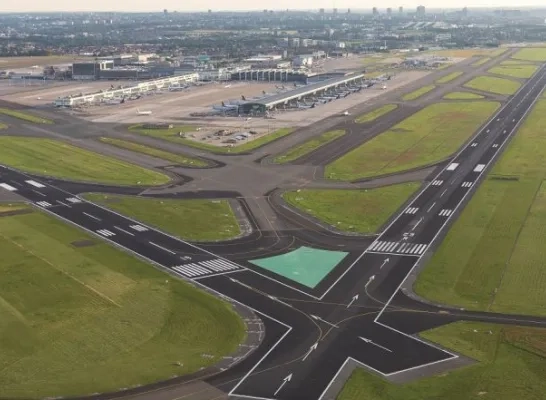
237,72,366,114
53,72,199,107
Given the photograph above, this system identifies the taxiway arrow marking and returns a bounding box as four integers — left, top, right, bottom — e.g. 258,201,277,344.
346,294,359,308
310,315,339,328
380,258,390,269
365,275,375,288
274,373,293,396
358,336,393,352
302,343,318,362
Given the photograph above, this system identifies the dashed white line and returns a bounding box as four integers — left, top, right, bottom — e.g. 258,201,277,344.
83,212,101,221
113,226,135,236
149,241,176,255
32,189,47,197
25,180,46,188
426,202,436,212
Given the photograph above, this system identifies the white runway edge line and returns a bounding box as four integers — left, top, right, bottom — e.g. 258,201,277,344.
29,204,293,400
373,68,546,353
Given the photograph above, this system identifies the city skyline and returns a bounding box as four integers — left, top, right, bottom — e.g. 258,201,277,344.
1,1,546,13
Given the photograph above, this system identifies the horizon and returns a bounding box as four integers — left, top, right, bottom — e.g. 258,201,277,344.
2,1,546,13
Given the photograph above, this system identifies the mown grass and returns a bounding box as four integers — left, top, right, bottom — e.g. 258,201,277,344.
129,124,294,154
273,130,345,164
282,183,420,234
402,85,436,101
472,57,491,66
512,47,546,62
435,71,463,84
443,92,485,100
338,321,546,400
464,76,521,95
488,65,538,79
83,194,241,242
415,99,546,316
325,101,499,181
0,207,245,399
355,104,398,124
500,59,537,66
0,137,169,186
0,108,53,124
99,137,209,167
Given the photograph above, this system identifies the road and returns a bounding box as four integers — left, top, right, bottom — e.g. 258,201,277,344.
1,61,546,400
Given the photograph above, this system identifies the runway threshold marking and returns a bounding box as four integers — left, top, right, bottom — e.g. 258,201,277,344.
0,183,17,191
461,181,473,188
36,201,52,208
173,258,243,279
368,241,427,255
438,209,453,217
431,179,443,186
446,163,459,171
97,229,115,237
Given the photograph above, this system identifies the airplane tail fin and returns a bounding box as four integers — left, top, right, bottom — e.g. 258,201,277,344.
242,95,246,101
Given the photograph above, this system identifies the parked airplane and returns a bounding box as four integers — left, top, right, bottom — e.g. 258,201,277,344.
212,101,239,111
169,85,188,91
341,110,350,116
297,102,316,109
224,84,232,88
136,109,152,115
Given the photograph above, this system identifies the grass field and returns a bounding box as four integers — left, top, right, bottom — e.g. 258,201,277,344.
464,76,521,95
435,71,463,84
0,121,7,129
129,124,294,154
429,49,501,58
0,137,169,186
99,137,209,167
488,65,538,79
511,48,546,62
500,59,537,66
0,55,91,69
472,57,491,66
273,130,345,164
338,321,546,400
443,92,485,100
325,101,499,181
402,85,436,101
0,206,245,399
355,104,398,124
84,194,241,241
283,183,420,234
415,99,546,316
0,108,53,124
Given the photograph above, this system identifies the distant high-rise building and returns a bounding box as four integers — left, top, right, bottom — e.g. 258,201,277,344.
372,7,379,16
399,6,403,14
462,7,468,16
163,9,168,15
333,8,338,15
319,8,325,14
416,5,426,17
263,9,268,13
387,7,392,16
347,8,351,14
208,9,212,13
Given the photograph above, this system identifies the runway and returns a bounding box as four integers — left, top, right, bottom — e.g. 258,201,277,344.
1,53,546,400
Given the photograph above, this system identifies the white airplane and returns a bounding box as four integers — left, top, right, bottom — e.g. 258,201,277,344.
169,85,187,91
224,84,232,88
341,110,350,116
297,102,316,109
381,85,387,90
136,109,152,115
212,101,239,111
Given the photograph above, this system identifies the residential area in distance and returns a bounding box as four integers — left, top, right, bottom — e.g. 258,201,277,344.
1,5,546,400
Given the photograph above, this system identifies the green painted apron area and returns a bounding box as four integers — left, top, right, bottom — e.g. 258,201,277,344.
249,246,349,288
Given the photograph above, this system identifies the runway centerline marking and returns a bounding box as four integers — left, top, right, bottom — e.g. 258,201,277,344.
149,241,176,255
82,212,101,221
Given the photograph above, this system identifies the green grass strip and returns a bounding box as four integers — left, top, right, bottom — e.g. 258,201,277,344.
435,71,463,84
512,47,546,62
282,183,420,234
0,136,169,186
355,104,398,124
83,194,241,241
464,76,521,95
443,92,485,100
402,85,436,101
488,65,538,79
273,130,345,164
99,137,209,167
0,108,53,124
472,57,491,66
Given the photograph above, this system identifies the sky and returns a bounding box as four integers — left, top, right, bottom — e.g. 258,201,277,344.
1,0,544,13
